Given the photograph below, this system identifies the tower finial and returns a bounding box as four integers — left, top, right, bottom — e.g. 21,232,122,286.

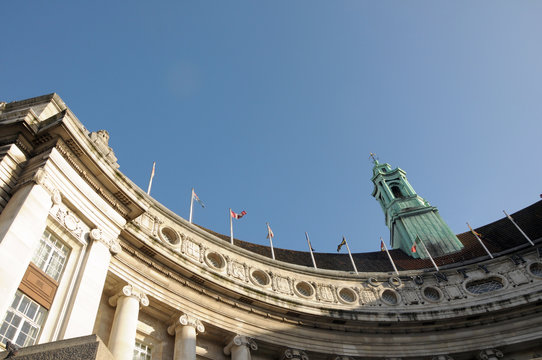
369,153,379,165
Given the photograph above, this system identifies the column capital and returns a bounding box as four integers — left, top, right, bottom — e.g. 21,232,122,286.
90,228,121,255
224,335,258,355
167,313,205,335
282,348,308,360
478,349,503,360
109,284,149,307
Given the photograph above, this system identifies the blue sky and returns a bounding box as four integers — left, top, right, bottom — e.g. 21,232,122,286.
2,1,542,254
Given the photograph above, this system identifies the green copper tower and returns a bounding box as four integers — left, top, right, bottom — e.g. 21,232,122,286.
371,158,463,259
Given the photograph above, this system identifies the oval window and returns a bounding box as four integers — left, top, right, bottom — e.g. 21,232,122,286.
466,277,504,294
338,288,357,303
205,252,225,269
381,289,399,305
251,270,270,286
295,282,314,297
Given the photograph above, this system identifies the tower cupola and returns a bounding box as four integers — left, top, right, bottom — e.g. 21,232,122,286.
371,158,463,259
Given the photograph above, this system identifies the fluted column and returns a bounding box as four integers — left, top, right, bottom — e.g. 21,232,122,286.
478,349,503,360
281,348,308,360
108,285,149,360
62,228,121,338
167,314,205,360
224,335,258,360
0,179,52,320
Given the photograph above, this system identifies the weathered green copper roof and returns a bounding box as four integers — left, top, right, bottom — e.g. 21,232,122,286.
371,160,463,259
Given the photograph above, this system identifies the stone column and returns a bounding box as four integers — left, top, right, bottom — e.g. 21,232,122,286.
0,179,52,320
62,228,121,339
478,349,503,360
282,348,309,360
108,285,149,360
167,314,205,360
224,335,258,360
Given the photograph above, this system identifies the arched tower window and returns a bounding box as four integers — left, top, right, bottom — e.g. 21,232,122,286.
391,186,404,199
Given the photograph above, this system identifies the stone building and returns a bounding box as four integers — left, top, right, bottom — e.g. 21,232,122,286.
0,93,541,360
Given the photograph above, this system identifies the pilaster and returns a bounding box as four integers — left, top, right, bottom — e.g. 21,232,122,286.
0,177,53,320
61,228,121,339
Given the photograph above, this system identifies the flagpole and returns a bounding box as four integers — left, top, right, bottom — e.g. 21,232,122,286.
343,237,358,274
381,237,399,275
467,222,494,259
146,161,156,195
503,210,534,246
305,232,317,269
189,188,194,223
417,236,439,271
230,209,234,244
267,223,276,260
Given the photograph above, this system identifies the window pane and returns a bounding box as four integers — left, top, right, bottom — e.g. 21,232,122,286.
0,292,47,348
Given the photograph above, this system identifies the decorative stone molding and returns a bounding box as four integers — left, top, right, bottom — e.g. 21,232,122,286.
167,314,205,335
89,130,119,168
332,356,353,360
89,228,121,255
433,356,454,360
282,348,308,360
478,349,503,360
52,205,87,241
223,335,258,355
108,284,149,308
51,188,62,205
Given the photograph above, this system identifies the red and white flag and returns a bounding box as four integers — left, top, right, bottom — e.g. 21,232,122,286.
230,210,247,219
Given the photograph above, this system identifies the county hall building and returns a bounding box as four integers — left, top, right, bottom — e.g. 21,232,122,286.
0,94,541,360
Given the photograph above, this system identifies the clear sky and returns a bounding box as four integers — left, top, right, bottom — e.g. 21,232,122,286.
2,1,541,255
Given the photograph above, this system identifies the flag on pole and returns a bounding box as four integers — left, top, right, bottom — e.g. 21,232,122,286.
337,237,347,252
411,237,419,253
193,190,205,208
380,239,386,252
266,223,274,239
231,210,247,219
266,223,275,260
338,236,358,274
146,161,156,195
189,188,205,223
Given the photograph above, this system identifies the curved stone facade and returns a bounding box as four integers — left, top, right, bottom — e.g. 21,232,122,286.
0,94,541,359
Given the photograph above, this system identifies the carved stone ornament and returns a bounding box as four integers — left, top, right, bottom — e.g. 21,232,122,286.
433,356,454,360
168,313,205,335
109,284,149,307
332,356,353,360
90,228,121,255
478,349,503,360
282,348,309,360
224,335,258,355
52,189,62,205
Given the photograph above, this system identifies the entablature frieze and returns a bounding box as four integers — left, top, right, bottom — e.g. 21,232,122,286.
121,211,542,323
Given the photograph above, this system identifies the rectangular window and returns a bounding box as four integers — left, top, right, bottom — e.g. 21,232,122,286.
0,291,47,347
133,341,152,360
32,231,69,281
